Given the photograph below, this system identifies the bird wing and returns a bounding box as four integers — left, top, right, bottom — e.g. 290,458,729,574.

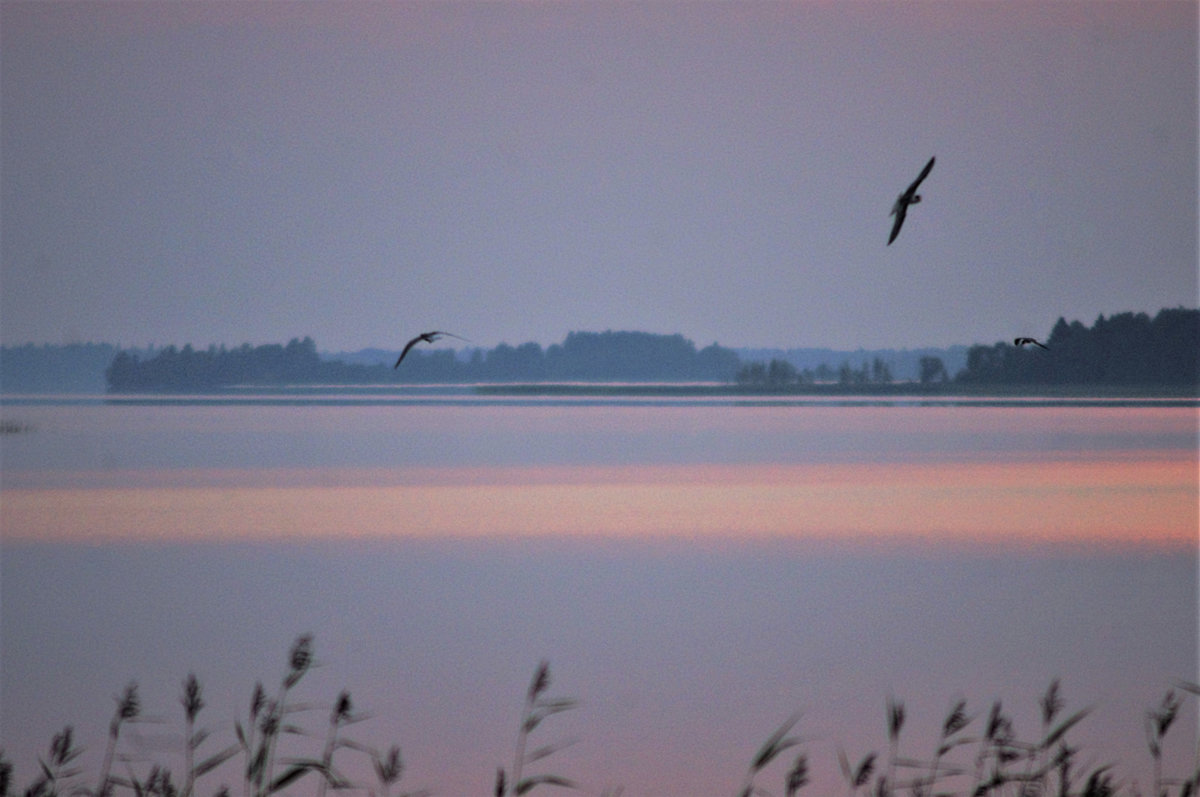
432,331,471,343
887,203,908,245
394,336,423,368
907,156,935,194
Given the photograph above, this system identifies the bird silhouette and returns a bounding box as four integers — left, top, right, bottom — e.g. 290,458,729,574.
888,156,936,245
394,331,470,368
1013,337,1049,350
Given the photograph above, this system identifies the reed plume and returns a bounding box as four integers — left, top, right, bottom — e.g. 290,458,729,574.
95,682,139,797
739,711,805,797
6,643,1196,797
496,661,578,796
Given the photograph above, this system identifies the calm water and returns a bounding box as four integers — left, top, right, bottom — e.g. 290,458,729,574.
1,393,1196,795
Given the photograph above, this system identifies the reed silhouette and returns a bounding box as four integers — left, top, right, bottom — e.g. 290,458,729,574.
2,637,1196,797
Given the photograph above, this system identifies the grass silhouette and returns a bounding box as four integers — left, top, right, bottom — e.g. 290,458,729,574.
494,661,577,797
1,636,1195,797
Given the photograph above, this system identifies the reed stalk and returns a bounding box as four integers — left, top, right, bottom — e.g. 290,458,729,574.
498,661,577,796
7,642,1196,797
95,683,138,797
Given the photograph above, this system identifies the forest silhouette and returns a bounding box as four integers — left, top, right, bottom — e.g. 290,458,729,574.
952,308,1199,386
102,331,743,391
3,308,1194,393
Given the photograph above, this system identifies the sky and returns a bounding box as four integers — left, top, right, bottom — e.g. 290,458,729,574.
1,0,1197,353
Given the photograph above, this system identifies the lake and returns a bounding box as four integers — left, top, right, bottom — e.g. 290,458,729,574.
1,391,1196,796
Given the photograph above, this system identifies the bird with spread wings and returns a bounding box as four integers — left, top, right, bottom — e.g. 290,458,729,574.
888,156,936,245
394,331,471,368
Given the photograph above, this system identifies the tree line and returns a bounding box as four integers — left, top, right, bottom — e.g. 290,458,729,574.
735,307,1197,388
736,356,901,386
104,332,743,391
0,342,119,393
71,307,1200,392
105,337,348,391
955,307,1198,386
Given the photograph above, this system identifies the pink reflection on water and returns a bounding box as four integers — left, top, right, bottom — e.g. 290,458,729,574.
5,453,1194,549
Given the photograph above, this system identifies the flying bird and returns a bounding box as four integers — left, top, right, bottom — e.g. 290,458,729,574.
1013,337,1049,350
394,331,470,368
888,156,936,245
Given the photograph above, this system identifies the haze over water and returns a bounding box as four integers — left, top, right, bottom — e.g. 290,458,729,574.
2,1,1196,793
1,394,1196,795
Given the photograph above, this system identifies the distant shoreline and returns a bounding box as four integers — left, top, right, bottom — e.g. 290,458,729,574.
472,381,1200,399
4,381,1197,409
5,310,1197,394
3,382,1197,400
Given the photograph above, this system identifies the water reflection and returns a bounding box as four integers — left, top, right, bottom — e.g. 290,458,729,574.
2,401,1196,478
4,457,1194,548
1,398,1195,795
